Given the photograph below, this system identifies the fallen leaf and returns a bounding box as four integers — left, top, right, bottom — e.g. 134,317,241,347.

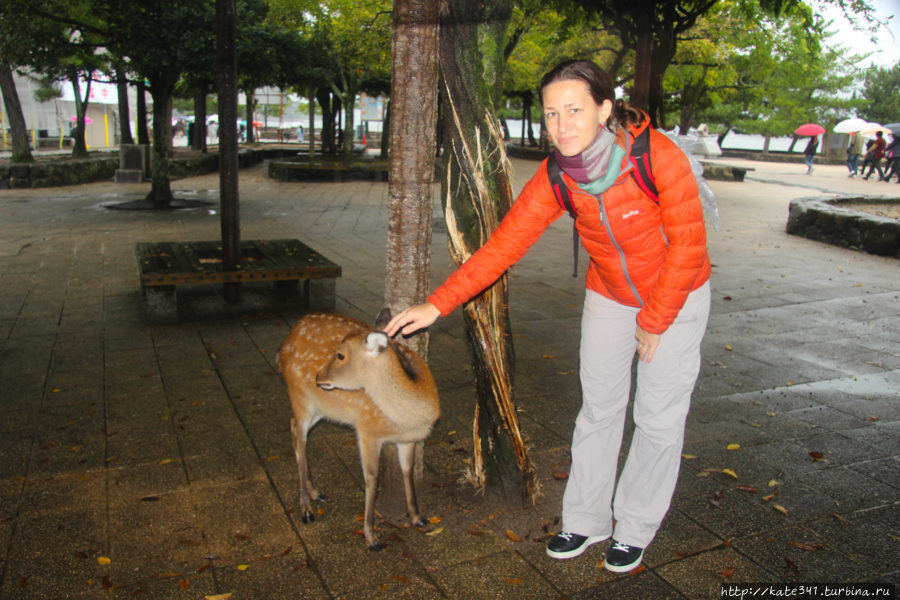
506,578,522,584
542,354,554,359
428,516,441,524
766,411,776,417
205,595,233,600
159,458,174,465
681,454,697,460
809,451,826,462
180,579,190,590
724,344,733,351
97,556,111,566
830,512,847,525
505,529,522,543
552,471,569,480
762,493,776,502
726,444,741,451
721,565,735,578
735,485,758,494
773,504,788,515
784,557,799,572
721,468,738,479
768,479,780,487
236,564,250,571
393,575,411,583
425,527,444,537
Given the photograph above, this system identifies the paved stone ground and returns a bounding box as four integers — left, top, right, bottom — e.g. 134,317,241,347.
0,154,897,599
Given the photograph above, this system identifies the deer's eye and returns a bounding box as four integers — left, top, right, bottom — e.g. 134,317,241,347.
335,352,345,361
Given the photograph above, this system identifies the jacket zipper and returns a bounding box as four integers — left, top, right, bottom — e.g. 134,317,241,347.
596,193,644,306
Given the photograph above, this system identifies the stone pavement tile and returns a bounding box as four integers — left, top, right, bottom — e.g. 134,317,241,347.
109,572,217,600
210,553,331,600
0,426,33,481
741,438,834,476
795,466,896,512
803,505,899,578
674,487,788,540
19,468,105,517
654,546,771,599
180,429,268,485
644,509,724,568
785,404,872,432
799,430,892,466
107,462,189,504
430,549,563,600
847,456,900,489
839,421,900,456
2,507,108,599
568,570,686,600
731,524,867,582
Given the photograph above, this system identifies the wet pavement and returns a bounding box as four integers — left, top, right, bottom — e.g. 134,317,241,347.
0,153,897,599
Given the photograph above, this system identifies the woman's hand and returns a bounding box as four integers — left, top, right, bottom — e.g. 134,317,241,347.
384,302,441,337
635,325,661,364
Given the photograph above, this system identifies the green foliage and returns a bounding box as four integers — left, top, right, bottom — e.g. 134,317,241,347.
860,64,900,125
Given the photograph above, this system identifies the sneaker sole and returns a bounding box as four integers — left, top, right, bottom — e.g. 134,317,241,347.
546,535,607,560
603,553,643,573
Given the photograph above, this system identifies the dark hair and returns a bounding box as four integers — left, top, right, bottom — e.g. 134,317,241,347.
539,59,644,128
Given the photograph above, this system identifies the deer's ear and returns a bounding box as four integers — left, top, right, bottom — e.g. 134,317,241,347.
366,331,389,356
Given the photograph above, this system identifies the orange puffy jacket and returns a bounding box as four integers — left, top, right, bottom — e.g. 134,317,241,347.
428,119,711,334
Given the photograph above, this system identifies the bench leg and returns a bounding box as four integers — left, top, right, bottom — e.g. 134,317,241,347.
308,278,336,311
142,285,178,322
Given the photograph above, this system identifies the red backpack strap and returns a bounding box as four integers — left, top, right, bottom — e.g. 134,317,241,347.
629,126,659,203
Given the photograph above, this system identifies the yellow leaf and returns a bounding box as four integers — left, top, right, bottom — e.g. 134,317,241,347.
726,444,740,451
205,595,234,600
766,411,776,417
428,516,441,524
51,388,61,393
681,454,697,460
768,479,779,487
448,431,456,436
236,564,250,571
724,344,733,351
159,458,173,465
505,529,522,543
265,454,279,462
542,354,554,359
97,556,111,566
774,504,788,515
722,468,738,479
425,526,444,537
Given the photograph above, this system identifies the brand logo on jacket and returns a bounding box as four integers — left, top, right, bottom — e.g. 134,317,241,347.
622,210,640,219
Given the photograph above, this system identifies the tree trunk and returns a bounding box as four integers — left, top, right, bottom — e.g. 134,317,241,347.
136,81,150,145
146,83,174,208
0,63,33,163
307,86,315,161
192,83,208,153
439,0,535,504
315,88,335,155
631,3,653,111
217,0,241,302
245,90,255,143
116,65,135,145
380,0,440,519
69,71,90,158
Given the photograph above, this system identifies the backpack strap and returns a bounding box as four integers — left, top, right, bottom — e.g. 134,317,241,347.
546,156,580,277
628,126,659,203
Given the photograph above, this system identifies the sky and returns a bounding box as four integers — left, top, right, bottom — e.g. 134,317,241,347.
815,0,900,68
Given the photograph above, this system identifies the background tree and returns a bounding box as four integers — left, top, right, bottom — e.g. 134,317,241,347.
0,64,33,162
440,0,536,503
860,64,900,125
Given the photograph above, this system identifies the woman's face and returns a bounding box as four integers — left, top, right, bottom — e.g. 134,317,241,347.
542,79,612,157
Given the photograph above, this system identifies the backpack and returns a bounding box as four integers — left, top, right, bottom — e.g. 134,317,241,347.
547,125,659,276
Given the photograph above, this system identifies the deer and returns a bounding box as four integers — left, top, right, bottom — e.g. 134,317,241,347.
277,309,440,550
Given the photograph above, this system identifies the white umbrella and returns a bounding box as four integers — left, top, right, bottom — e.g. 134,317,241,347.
833,117,869,133
860,123,892,140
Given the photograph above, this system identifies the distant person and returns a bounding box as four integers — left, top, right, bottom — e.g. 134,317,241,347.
862,131,886,180
881,135,899,183
804,136,818,174
846,132,864,177
239,123,246,142
296,124,305,143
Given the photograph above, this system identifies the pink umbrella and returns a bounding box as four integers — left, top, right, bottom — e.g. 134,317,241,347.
794,123,824,136
70,115,94,124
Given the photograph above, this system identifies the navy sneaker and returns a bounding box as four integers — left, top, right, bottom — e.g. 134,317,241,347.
546,532,607,559
604,539,644,572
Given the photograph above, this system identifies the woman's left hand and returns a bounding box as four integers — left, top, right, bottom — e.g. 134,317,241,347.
635,326,661,363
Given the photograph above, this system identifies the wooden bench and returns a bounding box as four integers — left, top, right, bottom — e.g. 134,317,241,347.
136,239,341,317
699,161,756,182
268,159,388,182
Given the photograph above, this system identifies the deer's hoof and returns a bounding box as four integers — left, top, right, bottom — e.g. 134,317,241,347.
300,509,315,524
314,493,326,502
367,540,384,551
412,517,428,528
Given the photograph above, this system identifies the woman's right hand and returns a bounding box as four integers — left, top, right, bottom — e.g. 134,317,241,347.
384,302,441,337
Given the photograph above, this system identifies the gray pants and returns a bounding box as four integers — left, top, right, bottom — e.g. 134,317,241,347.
562,281,710,548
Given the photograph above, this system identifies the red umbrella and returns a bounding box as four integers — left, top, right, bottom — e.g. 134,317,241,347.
794,123,824,136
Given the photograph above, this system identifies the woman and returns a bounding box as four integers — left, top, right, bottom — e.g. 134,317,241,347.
385,59,711,573
804,135,818,174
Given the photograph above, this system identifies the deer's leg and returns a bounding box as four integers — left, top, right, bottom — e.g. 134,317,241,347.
357,433,384,550
290,415,322,524
397,442,426,527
